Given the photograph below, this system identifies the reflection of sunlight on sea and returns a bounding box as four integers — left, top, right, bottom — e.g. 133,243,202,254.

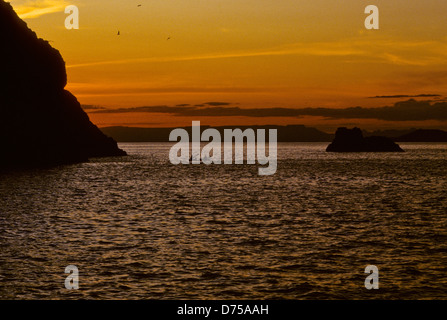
0,143,446,299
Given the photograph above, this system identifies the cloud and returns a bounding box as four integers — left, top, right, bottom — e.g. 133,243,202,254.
81,104,105,110
69,85,263,95
204,102,232,106
94,106,172,114
66,41,368,69
10,0,69,19
369,94,441,99
66,38,447,69
91,99,447,122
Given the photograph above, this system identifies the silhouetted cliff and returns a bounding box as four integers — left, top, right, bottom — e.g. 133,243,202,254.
0,1,126,167
327,127,404,152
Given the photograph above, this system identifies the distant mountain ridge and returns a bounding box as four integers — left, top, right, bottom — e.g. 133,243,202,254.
100,126,447,143
363,129,416,138
395,129,447,142
100,125,334,142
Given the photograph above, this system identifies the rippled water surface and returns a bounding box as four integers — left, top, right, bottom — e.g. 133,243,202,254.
1,143,446,299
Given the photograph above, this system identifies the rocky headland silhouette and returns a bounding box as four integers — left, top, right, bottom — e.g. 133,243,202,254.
0,1,126,167
327,127,404,152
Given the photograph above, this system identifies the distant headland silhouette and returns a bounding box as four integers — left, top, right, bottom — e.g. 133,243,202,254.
100,125,334,142
0,1,126,167
100,125,447,143
395,129,447,142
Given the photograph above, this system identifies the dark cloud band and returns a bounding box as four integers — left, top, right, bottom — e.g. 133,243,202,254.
369,94,441,99
92,99,447,122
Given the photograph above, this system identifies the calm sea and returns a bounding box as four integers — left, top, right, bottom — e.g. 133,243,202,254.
0,143,446,299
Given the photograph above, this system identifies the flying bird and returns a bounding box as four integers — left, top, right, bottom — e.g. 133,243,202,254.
137,4,142,7
167,36,171,40
117,31,120,36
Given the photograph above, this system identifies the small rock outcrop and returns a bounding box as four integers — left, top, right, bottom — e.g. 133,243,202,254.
326,127,404,152
0,1,126,167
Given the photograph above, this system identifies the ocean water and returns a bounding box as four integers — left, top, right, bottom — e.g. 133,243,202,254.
0,142,446,299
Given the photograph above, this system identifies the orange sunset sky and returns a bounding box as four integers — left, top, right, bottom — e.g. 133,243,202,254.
9,0,447,131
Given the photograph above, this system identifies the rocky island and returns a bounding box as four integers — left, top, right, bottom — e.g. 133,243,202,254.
0,1,126,167
327,127,404,152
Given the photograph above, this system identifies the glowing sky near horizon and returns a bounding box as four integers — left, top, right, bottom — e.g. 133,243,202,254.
8,0,447,129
